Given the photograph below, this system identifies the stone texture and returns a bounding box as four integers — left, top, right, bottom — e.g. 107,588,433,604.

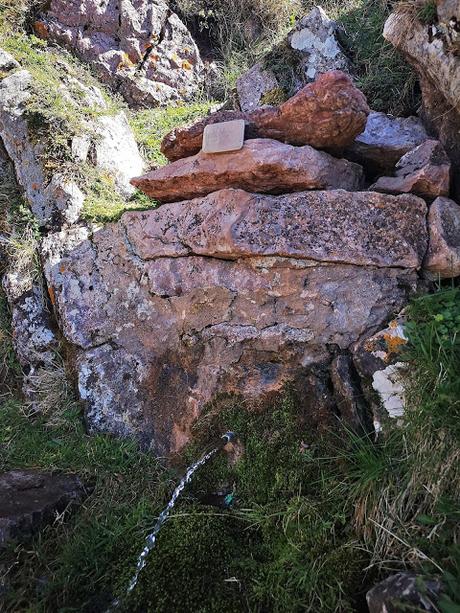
345,111,429,176
424,196,460,278
437,0,460,52
121,189,428,268
131,139,364,202
287,7,351,83
35,0,204,108
236,7,352,112
161,71,370,162
236,63,280,113
353,313,408,433
384,10,460,199
371,139,451,199
0,52,144,228
41,186,423,454
0,470,88,547
367,572,443,613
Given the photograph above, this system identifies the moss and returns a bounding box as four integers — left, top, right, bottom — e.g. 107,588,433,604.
126,508,246,612
260,86,288,106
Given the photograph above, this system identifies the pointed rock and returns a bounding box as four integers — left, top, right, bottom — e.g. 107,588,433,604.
161,71,370,162
424,196,460,278
371,140,451,199
131,139,364,202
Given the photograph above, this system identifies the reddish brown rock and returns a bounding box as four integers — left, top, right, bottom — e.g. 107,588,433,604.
371,140,451,199
424,196,460,277
131,139,364,202
161,71,370,162
122,188,428,268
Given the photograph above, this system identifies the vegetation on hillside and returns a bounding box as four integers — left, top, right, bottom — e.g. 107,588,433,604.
1,286,459,611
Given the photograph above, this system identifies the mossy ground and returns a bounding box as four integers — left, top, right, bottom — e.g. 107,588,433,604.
1,287,459,612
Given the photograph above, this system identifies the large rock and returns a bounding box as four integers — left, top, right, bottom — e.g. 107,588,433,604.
0,470,88,547
236,7,352,112
121,189,427,268
131,139,364,202
371,140,451,199
161,71,370,162
384,9,460,199
0,50,144,228
424,196,460,278
41,188,425,453
34,0,204,108
346,111,429,176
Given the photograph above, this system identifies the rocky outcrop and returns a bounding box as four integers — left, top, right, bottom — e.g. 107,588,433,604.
0,470,89,547
161,71,370,161
424,196,460,278
34,0,204,108
131,139,364,202
39,188,427,453
236,7,352,112
384,7,460,198
371,140,451,199
0,51,144,228
346,111,429,176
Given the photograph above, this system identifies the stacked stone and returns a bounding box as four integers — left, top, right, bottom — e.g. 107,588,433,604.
77,68,455,455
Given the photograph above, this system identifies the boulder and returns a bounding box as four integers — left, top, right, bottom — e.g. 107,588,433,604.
34,0,204,108
367,572,443,613
0,470,89,547
131,139,364,202
161,71,370,162
121,189,428,268
424,196,460,277
236,7,352,112
345,111,429,176
384,9,460,199
371,140,451,199
41,188,424,453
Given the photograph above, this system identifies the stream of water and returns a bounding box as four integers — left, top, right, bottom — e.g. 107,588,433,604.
109,432,235,610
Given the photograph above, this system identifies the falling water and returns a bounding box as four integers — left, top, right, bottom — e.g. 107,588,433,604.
109,432,235,611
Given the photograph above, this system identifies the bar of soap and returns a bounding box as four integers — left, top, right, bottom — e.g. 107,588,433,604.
202,119,245,154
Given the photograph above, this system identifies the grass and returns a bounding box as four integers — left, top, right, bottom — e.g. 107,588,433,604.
1,287,458,611
129,101,216,167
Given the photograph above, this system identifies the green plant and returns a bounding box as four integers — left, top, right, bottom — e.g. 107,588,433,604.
129,101,215,166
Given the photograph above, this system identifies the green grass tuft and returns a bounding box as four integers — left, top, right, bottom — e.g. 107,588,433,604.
129,101,216,167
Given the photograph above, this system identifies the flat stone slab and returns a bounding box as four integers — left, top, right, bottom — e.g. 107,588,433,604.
0,470,89,547
122,188,428,269
131,139,364,202
202,119,245,153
